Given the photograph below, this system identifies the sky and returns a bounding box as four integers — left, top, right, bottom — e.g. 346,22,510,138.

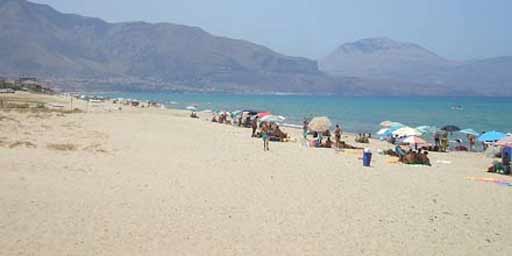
32,0,512,61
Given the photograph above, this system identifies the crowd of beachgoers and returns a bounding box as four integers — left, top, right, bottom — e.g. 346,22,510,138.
2,91,512,255
190,107,512,176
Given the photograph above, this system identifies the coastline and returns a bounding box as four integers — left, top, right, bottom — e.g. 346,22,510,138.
1,92,511,255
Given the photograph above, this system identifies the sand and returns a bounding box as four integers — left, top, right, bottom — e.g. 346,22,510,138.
1,92,511,255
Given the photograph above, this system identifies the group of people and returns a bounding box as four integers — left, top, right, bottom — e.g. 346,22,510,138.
433,132,450,152
211,113,231,124
355,133,371,143
300,121,362,150
251,117,289,151
433,132,479,152
488,150,511,175
394,146,432,166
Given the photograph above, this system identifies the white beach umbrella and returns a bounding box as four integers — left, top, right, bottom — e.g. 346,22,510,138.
308,116,332,132
380,120,394,127
380,121,404,128
186,106,197,111
392,127,422,137
416,126,437,133
260,115,286,123
402,135,427,145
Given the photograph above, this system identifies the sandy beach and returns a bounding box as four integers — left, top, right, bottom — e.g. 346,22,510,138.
1,92,511,255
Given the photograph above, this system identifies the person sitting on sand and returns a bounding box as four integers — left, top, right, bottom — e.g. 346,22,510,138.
190,111,198,119
272,125,288,141
211,115,218,123
321,137,333,148
454,139,468,151
416,150,432,166
355,133,369,143
317,132,323,146
402,149,418,165
339,141,362,150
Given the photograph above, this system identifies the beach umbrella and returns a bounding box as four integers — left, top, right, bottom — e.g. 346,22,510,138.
416,125,437,133
380,121,404,128
496,136,512,147
308,116,332,132
380,126,403,137
257,112,271,118
260,115,286,123
402,135,427,145
478,131,506,142
380,120,394,127
186,106,197,111
459,128,480,136
377,128,390,136
242,110,259,115
441,125,460,132
392,127,422,137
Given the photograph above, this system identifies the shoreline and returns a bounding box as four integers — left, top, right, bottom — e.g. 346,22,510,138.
91,91,512,135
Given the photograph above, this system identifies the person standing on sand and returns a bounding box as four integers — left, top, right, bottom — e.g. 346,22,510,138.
502,151,510,174
303,119,309,139
434,132,441,149
334,124,342,148
262,122,270,151
251,117,258,137
441,132,449,152
468,134,476,151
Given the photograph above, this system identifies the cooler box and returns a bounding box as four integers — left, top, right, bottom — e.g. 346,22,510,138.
363,152,372,167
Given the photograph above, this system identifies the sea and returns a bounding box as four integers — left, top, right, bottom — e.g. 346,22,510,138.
98,92,512,134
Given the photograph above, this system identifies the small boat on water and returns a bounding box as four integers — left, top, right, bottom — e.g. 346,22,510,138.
451,105,464,111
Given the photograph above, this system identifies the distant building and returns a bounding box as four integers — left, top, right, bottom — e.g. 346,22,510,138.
16,77,38,86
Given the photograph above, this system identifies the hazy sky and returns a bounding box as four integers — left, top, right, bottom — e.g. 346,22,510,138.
32,0,511,60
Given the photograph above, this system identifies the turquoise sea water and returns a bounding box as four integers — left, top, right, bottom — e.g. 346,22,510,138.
100,92,512,134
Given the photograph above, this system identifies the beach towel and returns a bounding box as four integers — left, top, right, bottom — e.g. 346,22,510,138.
465,176,512,187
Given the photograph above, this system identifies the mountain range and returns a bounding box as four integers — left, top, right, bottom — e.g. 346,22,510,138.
1,0,511,96
320,37,512,96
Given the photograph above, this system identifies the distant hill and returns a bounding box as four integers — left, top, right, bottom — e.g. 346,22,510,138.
0,0,346,94
319,37,456,81
320,37,512,96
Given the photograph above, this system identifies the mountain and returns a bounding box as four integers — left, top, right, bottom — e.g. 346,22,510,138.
320,37,512,96
319,37,456,81
1,1,510,96
0,0,348,94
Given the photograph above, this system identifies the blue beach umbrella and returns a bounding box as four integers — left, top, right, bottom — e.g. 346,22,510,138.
478,131,506,142
382,126,403,137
